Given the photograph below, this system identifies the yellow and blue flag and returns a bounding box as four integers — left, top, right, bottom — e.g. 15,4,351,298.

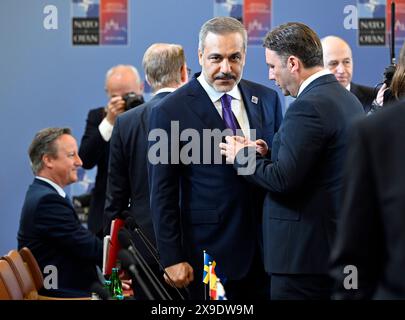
202,251,216,284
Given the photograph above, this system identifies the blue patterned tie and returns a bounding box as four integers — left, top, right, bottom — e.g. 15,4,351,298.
220,94,240,135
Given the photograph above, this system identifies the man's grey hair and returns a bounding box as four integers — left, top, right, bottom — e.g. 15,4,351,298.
104,64,141,88
28,127,71,175
198,16,247,52
142,43,186,92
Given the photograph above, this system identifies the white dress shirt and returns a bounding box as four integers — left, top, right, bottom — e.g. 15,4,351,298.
197,74,251,139
36,176,66,198
297,69,331,97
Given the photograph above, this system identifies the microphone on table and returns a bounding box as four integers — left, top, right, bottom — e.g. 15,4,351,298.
118,228,171,300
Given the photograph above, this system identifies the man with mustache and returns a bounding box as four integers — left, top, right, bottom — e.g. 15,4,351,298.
148,17,282,299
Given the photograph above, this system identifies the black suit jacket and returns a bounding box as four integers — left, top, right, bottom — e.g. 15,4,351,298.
149,78,282,287
235,74,364,275
104,92,171,261
330,101,405,299
17,178,103,297
79,107,109,236
350,82,375,113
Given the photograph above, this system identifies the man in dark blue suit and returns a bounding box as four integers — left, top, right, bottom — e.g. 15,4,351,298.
148,17,282,300
220,22,364,299
18,128,103,297
104,43,189,299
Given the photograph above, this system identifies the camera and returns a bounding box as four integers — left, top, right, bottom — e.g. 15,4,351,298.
122,92,144,111
383,64,396,87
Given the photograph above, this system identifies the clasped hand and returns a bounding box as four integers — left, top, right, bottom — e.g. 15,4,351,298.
219,136,268,164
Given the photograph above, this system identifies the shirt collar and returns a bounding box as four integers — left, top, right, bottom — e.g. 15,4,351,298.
345,83,351,91
197,73,241,103
297,69,331,97
36,176,66,198
154,87,176,95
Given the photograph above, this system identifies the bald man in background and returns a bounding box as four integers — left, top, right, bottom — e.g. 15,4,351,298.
322,36,375,113
79,65,144,238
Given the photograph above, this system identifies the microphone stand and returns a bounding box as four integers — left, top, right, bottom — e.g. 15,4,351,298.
118,249,155,300
125,218,186,300
120,228,171,300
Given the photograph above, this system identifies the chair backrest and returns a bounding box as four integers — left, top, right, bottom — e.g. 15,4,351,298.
19,247,44,291
0,259,24,300
3,250,38,300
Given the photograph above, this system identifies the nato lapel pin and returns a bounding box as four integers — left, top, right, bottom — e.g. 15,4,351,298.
251,96,258,104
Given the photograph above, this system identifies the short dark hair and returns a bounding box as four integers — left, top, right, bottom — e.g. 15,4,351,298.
28,127,71,175
199,16,247,52
263,22,323,68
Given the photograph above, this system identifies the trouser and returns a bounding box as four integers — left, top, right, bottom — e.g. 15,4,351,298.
270,273,333,300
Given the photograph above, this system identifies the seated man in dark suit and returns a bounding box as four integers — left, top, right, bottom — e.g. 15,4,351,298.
322,36,375,113
105,43,189,299
18,127,103,297
79,65,144,238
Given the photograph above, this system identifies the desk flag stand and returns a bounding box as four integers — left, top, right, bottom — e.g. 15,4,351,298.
202,250,226,300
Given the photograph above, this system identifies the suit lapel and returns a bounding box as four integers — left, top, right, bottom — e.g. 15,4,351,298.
186,79,227,130
238,80,263,139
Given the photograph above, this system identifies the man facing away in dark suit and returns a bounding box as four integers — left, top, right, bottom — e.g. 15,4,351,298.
220,22,364,299
148,17,283,300
322,35,375,113
330,100,405,300
104,43,189,299
79,65,144,238
18,128,103,297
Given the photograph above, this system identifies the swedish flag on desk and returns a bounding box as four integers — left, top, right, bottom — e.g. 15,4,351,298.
202,251,216,284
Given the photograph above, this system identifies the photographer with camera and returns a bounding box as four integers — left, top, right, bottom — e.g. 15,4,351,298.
371,43,405,113
79,65,144,238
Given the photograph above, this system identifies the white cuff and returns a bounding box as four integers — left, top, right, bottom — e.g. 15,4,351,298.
98,118,113,142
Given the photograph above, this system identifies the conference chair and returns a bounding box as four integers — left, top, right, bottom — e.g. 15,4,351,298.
5,248,91,300
0,259,24,300
19,247,43,292
2,250,38,299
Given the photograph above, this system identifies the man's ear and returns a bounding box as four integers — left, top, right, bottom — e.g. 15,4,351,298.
180,64,188,83
198,49,203,66
42,154,54,169
288,56,300,73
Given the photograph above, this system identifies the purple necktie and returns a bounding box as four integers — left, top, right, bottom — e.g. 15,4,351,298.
220,94,240,135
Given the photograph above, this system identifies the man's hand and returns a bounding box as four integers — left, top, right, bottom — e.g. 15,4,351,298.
106,96,126,125
164,262,194,288
219,136,267,163
255,139,269,157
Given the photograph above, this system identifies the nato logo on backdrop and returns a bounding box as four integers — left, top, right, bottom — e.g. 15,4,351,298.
72,0,128,46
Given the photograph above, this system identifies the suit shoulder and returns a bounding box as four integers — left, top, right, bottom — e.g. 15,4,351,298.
240,79,278,96
352,82,374,94
85,107,105,123
118,102,148,123
87,107,104,116
361,101,405,132
152,82,195,113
